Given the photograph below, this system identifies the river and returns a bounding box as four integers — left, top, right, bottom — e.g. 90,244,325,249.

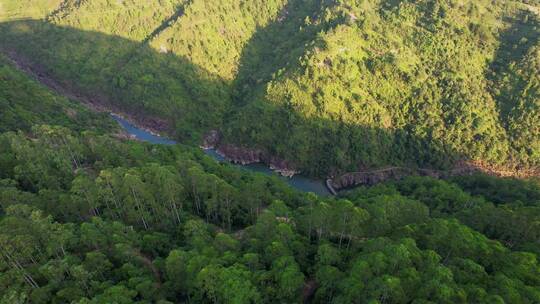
112,114,331,196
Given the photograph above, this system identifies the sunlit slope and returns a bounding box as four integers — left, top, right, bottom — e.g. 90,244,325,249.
224,0,539,175
149,0,289,80
47,0,187,41
0,0,62,21
231,0,341,102
46,0,290,81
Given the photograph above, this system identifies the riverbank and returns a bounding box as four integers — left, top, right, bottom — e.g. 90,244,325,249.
2,49,306,178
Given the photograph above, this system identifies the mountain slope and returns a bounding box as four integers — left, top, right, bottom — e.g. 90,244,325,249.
0,53,114,133
225,0,539,175
0,0,537,178
47,0,187,41
149,0,289,80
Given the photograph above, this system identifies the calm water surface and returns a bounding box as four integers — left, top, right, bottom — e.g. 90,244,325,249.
112,114,331,196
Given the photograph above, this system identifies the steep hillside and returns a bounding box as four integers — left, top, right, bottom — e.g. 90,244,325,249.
149,0,289,80
0,53,114,132
225,0,540,176
0,0,538,178
488,8,540,166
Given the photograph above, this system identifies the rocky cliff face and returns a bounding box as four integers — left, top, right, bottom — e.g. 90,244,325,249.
216,144,265,165
203,130,299,177
200,130,220,149
203,131,536,188
267,157,298,178
330,165,483,190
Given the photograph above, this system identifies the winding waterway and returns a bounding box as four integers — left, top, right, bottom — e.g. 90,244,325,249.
112,114,331,196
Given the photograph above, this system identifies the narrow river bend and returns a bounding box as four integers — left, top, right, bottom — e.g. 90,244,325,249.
112,114,332,196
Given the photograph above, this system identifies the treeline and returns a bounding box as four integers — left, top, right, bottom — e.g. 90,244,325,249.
1,125,540,303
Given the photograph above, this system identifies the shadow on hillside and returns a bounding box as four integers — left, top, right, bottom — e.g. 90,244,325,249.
0,19,230,141
231,0,331,103
487,10,539,121
140,1,190,45
0,18,467,177
222,99,466,177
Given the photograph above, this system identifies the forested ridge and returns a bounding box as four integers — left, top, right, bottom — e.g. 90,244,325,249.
0,0,538,178
1,1,540,303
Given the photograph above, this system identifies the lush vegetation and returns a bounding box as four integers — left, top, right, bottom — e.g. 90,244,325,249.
0,2,539,302
47,0,187,42
0,0,62,20
0,55,539,303
0,0,538,176
0,54,115,133
1,122,540,303
225,0,540,174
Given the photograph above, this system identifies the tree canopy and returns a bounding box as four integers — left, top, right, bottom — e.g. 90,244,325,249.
0,1,539,303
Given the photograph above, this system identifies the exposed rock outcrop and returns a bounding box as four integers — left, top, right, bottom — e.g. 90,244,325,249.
330,165,483,191
268,157,298,177
216,144,265,165
203,130,299,177
331,167,410,190
200,130,221,149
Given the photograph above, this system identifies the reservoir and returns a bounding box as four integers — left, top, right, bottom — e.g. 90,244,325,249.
112,114,331,196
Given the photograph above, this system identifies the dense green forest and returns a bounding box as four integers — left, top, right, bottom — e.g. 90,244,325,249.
0,43,539,303
0,0,538,177
0,54,115,133
0,1,540,303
